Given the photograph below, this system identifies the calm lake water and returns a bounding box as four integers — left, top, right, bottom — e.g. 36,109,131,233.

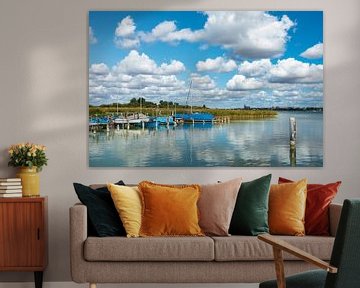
89,111,323,167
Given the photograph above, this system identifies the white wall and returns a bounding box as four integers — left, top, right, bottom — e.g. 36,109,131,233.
0,0,359,282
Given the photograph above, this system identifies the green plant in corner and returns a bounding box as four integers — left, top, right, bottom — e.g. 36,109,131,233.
8,142,48,172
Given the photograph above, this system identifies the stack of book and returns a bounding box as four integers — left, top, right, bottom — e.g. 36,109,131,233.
0,178,22,197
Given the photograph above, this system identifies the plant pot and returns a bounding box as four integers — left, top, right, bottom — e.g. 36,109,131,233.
16,167,40,197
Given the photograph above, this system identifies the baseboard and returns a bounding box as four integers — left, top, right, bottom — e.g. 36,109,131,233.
0,282,259,288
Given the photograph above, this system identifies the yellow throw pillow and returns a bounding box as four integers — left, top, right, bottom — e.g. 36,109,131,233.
269,179,307,236
107,183,142,238
138,181,204,237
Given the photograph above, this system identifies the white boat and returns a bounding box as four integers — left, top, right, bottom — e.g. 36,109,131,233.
127,113,150,124
114,113,150,124
114,116,127,124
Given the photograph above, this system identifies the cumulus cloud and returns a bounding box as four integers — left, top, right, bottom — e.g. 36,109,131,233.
114,16,140,49
300,43,323,59
269,58,323,83
89,51,187,105
238,59,272,77
201,11,294,59
131,11,294,59
89,63,110,75
140,21,203,43
115,16,136,37
191,74,217,91
196,57,237,72
114,50,185,75
226,75,264,91
89,27,97,44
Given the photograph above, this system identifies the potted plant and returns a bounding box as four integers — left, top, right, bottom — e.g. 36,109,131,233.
8,143,48,197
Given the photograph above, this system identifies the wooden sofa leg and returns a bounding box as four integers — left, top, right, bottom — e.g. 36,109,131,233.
89,283,96,288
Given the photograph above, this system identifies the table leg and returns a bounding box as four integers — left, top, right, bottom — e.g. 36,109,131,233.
34,271,43,288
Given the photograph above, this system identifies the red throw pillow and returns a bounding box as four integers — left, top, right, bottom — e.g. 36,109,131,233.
278,177,341,236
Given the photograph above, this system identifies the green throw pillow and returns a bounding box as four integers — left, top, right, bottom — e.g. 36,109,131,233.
229,174,272,236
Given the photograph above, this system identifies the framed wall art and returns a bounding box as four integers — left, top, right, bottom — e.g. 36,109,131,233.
88,11,323,167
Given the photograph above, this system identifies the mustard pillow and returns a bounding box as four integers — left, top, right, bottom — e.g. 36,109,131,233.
107,183,142,238
269,179,307,236
138,181,204,237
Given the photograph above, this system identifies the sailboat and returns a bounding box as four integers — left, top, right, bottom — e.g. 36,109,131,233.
175,81,215,123
114,97,150,125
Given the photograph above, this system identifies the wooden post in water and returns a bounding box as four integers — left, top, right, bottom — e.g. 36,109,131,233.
289,117,296,166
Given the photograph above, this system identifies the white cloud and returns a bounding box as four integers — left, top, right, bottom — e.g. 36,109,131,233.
114,50,185,75
201,11,294,59
273,90,300,97
115,16,136,37
89,27,97,44
191,74,217,91
238,59,272,77
89,51,187,105
196,57,237,72
300,43,323,59
136,11,294,59
89,63,109,75
226,75,264,91
140,21,203,43
269,58,323,83
114,16,140,49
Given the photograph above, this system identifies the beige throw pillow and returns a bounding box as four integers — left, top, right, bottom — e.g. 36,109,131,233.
198,178,242,236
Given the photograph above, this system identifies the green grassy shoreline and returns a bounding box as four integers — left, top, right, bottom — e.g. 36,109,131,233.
89,106,278,120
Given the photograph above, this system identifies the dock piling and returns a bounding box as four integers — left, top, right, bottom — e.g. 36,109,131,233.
289,117,296,166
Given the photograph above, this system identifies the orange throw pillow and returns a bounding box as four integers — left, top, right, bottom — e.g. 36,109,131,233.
278,177,341,236
269,179,307,236
138,181,204,237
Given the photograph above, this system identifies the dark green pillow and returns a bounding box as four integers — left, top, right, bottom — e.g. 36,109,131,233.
73,181,126,237
229,174,272,236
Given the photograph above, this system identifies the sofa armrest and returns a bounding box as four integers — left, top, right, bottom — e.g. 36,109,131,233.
329,203,342,237
69,203,88,283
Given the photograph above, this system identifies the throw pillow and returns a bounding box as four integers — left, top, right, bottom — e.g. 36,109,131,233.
229,174,272,236
198,178,242,236
138,181,203,237
107,183,142,238
73,181,126,237
269,179,307,236
279,177,341,236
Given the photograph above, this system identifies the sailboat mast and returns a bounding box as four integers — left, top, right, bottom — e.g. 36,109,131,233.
186,80,193,114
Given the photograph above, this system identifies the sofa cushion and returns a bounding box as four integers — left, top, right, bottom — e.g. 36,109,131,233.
139,181,203,237
84,236,214,262
73,181,126,237
269,179,307,236
279,177,341,236
198,178,242,236
229,174,271,236
212,236,334,261
107,184,142,238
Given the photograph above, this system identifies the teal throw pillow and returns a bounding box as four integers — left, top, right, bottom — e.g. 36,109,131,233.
229,174,272,236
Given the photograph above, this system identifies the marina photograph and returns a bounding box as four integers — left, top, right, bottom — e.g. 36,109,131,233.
88,11,323,167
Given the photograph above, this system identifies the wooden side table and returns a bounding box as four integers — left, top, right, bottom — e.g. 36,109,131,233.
0,197,48,288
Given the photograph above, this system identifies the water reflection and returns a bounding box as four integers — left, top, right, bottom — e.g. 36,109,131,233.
89,111,323,167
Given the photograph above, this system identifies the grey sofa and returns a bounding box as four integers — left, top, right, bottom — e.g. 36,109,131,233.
70,202,342,288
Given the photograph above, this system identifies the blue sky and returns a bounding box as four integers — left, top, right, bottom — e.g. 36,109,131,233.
89,11,323,108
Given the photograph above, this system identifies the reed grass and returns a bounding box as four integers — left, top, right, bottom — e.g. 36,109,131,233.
89,106,277,120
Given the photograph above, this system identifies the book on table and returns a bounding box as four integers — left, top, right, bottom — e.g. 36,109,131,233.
0,178,21,182
0,186,22,190
0,193,22,198
0,189,22,193
0,182,22,186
